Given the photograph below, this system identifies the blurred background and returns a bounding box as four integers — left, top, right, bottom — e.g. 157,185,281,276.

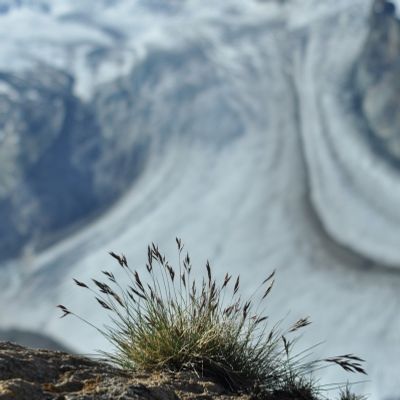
0,0,400,398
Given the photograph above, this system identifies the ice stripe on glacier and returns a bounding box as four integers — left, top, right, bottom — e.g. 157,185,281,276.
295,0,400,266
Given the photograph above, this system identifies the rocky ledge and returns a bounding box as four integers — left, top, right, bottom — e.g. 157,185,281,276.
0,342,250,400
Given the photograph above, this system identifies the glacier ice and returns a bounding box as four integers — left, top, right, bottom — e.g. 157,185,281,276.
1,0,400,399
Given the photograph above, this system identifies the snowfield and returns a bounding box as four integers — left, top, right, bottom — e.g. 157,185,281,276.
1,0,400,398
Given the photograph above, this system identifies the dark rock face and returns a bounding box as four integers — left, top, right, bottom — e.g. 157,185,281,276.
0,67,103,260
0,342,249,400
0,42,244,263
0,329,71,352
0,64,149,262
354,0,400,161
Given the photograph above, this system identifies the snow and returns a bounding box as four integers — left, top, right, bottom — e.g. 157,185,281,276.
3,0,400,399
393,0,400,16
296,2,400,266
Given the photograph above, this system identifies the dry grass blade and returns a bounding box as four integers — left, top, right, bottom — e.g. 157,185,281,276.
262,280,274,300
206,261,212,286
167,265,175,281
96,297,112,310
127,292,136,302
73,278,89,289
263,270,275,284
176,237,183,251
282,335,290,357
340,354,365,362
234,276,240,295
92,279,110,293
181,273,186,288
109,251,124,267
102,271,116,282
255,316,268,324
147,246,153,267
339,385,367,400
111,292,124,307
243,300,251,319
57,304,71,318
324,355,367,375
289,317,312,332
222,273,231,289
223,305,234,316
129,286,147,300
134,271,144,291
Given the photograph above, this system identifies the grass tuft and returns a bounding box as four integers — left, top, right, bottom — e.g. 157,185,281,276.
338,385,367,400
58,238,367,398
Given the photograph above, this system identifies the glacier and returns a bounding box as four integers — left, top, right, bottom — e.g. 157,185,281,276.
1,0,400,398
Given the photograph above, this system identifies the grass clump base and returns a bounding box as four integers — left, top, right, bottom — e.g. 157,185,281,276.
58,238,366,399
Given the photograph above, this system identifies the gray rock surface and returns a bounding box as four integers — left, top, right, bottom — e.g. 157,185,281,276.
0,64,148,262
0,342,250,400
354,0,400,161
0,43,241,263
0,329,71,352
0,67,103,261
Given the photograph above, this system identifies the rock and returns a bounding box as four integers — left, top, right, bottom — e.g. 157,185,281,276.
0,342,251,400
0,329,72,352
0,62,148,263
0,67,103,262
353,0,400,159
